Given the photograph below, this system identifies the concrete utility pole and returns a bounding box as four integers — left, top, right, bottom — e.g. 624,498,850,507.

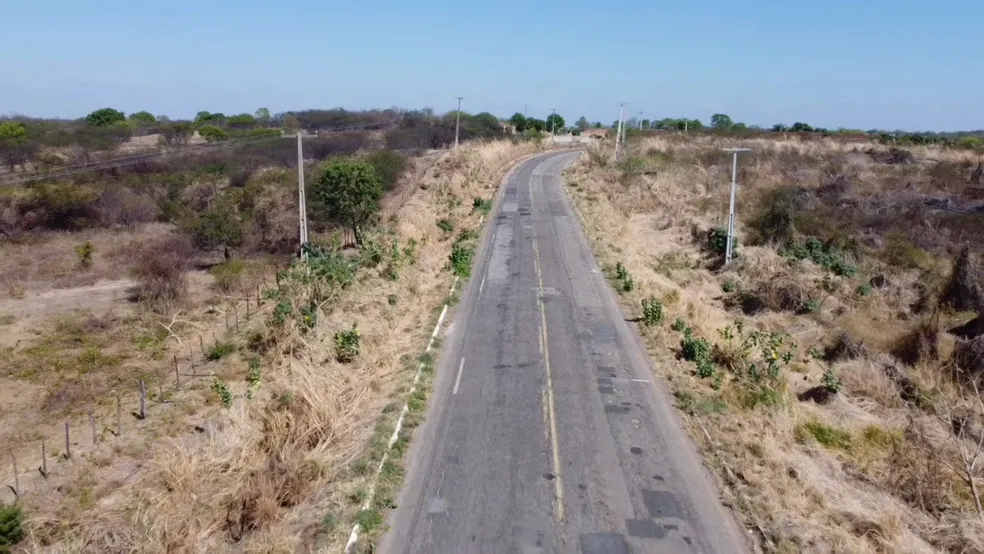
550,108,557,134
524,104,529,118
454,96,464,150
297,132,309,260
723,148,751,264
638,111,645,129
614,102,627,162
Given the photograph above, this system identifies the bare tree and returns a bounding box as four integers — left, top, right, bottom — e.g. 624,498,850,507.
915,376,984,518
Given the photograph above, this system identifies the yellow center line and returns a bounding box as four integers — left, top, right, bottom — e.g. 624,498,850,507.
532,235,565,522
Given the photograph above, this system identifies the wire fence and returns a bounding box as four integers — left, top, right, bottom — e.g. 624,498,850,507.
3,272,278,501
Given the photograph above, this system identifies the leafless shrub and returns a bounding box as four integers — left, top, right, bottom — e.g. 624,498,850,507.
824,332,868,362
954,336,984,379
94,187,158,229
739,277,807,314
942,246,984,312
130,235,194,309
892,316,942,366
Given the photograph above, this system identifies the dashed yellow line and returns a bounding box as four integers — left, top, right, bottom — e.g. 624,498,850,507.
532,237,565,522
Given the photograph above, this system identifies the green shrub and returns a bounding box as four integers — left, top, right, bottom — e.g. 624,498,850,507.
795,419,852,452
671,317,687,332
210,259,246,292
365,149,408,192
387,294,398,305
449,229,477,277
722,281,736,293
355,508,383,532
211,378,233,408
207,342,236,360
822,367,843,392
334,324,361,363
437,218,454,233
681,328,711,363
641,297,664,326
198,125,229,142
75,240,94,269
0,502,23,550
783,237,857,277
707,227,731,257
614,262,634,292
472,197,492,215
855,283,872,297
882,233,928,269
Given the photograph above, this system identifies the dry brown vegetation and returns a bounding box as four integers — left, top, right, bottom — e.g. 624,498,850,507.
567,134,984,553
0,139,543,552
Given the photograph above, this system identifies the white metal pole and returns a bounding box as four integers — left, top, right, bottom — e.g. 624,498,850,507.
614,103,625,162
297,132,308,259
725,151,738,263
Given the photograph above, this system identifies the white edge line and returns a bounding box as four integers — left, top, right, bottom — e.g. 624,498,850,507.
345,303,449,553
631,379,650,383
479,273,487,294
452,357,466,395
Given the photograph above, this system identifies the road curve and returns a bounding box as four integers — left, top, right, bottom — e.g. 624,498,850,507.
380,151,749,554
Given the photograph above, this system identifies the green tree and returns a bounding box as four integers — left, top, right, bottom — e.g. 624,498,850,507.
0,121,27,140
789,122,814,132
732,122,748,131
198,125,229,142
593,122,602,128
545,113,565,133
575,116,589,130
85,108,126,127
0,121,37,171
227,113,257,129
772,123,788,132
312,161,383,245
194,111,213,125
508,112,528,132
710,113,733,130
128,111,156,125
183,199,245,250
255,107,271,124
640,118,651,129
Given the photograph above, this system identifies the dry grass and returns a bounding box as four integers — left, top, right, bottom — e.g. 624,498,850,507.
566,136,984,552
0,139,543,553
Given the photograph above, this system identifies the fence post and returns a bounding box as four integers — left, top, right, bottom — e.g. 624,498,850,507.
116,394,122,436
40,440,48,478
88,409,98,445
9,449,19,495
199,335,205,358
234,305,240,332
138,380,146,420
158,379,165,403
64,422,71,459
174,355,180,389
225,311,230,331
246,295,251,319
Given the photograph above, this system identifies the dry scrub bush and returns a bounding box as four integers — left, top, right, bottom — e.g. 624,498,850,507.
130,234,194,308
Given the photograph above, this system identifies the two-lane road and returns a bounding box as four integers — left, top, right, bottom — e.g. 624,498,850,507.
381,151,748,554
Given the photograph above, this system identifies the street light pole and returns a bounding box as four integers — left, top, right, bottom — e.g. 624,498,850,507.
724,148,751,264
614,102,627,162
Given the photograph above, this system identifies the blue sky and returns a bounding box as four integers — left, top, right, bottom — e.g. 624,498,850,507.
1,0,980,131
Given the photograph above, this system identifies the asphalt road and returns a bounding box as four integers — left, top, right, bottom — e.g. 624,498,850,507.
381,151,748,554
